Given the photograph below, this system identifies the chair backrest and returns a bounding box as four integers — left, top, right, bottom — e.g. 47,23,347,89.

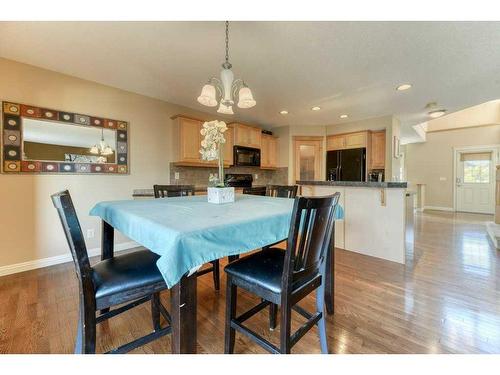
282,193,340,291
153,184,195,198
51,190,92,285
242,186,266,196
266,185,298,199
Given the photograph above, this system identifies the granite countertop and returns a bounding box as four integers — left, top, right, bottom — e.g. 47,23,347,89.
296,180,408,188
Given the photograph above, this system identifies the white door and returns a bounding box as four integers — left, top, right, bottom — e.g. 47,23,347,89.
456,149,496,214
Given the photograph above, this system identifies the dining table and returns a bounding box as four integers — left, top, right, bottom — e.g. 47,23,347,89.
90,193,344,353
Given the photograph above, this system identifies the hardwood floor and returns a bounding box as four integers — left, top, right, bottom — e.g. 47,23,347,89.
0,210,499,354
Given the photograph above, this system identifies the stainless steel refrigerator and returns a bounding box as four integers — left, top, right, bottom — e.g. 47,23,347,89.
326,148,366,181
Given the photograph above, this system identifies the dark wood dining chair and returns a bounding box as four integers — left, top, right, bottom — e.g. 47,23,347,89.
51,190,171,354
152,184,220,291
153,184,195,198
263,184,299,329
266,184,298,199
224,193,340,354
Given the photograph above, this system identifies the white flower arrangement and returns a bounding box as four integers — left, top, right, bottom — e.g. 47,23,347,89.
200,120,228,187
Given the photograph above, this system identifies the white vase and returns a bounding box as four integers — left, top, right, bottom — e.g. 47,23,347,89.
207,187,235,204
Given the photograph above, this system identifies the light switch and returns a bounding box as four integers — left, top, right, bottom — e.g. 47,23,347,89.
439,177,447,181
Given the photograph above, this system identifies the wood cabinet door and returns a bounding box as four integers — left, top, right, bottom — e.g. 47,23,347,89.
179,118,202,162
268,136,278,167
223,126,234,165
233,123,261,148
260,134,270,168
371,131,386,168
248,127,262,149
345,132,367,148
327,135,345,150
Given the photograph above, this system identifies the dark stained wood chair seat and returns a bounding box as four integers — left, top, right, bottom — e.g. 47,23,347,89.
92,250,166,309
225,248,321,305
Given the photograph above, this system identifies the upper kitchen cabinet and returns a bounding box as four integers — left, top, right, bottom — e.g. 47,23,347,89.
326,131,368,151
231,123,261,149
172,115,233,167
370,130,386,169
261,134,278,169
173,115,203,164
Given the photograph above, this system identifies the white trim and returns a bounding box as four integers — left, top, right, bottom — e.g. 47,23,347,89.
486,222,500,250
453,144,499,214
424,206,455,212
0,241,139,277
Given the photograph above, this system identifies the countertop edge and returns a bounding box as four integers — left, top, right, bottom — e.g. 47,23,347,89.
296,181,408,188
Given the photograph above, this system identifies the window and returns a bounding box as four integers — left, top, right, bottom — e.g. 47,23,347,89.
461,151,491,183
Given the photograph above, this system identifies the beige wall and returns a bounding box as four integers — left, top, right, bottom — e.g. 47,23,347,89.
405,124,500,209
0,58,238,268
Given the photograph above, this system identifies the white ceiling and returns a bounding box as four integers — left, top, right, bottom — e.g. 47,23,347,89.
1,21,499,136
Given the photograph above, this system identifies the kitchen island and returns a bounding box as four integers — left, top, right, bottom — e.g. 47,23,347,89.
298,180,410,264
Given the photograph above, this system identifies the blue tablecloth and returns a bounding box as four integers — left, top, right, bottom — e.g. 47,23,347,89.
90,194,344,288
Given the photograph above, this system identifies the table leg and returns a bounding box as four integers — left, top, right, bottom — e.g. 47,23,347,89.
325,222,335,315
101,220,114,260
100,220,114,314
170,273,197,354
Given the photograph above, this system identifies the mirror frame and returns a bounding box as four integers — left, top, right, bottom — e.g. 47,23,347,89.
1,101,129,174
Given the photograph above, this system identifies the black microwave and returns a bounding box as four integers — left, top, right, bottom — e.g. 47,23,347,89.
234,146,261,167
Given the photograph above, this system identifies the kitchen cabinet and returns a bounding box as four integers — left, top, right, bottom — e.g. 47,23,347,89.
370,131,386,169
174,116,203,163
326,131,368,151
232,123,261,149
261,134,278,169
172,115,233,167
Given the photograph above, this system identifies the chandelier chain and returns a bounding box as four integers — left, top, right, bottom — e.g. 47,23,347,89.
225,21,229,64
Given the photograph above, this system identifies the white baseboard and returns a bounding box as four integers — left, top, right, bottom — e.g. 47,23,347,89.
0,241,140,277
424,206,455,212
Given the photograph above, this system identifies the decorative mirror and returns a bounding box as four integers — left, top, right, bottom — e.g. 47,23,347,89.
1,101,129,174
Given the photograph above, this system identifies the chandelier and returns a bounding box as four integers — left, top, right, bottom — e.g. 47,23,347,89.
90,128,114,156
197,21,256,115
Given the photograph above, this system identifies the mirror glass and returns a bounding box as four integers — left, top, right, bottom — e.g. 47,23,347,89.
22,118,117,164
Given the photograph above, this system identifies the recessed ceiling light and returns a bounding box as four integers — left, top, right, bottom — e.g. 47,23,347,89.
279,110,289,115
428,109,447,118
340,114,348,119
396,83,412,91
311,106,321,111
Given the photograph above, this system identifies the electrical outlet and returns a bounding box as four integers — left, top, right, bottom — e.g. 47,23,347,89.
254,174,259,180
86,229,95,239
439,177,447,181
174,172,180,180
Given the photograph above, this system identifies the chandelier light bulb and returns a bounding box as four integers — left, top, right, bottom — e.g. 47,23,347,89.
237,87,256,108
197,84,218,107
217,103,234,115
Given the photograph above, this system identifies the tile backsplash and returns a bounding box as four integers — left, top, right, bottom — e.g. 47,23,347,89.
169,163,288,187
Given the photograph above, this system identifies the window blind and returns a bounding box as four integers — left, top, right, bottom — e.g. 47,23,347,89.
460,152,492,161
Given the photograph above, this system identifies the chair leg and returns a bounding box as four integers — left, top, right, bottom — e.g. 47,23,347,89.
316,281,329,354
75,302,96,354
212,259,220,291
224,277,237,354
269,303,278,330
151,293,161,331
279,304,292,354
